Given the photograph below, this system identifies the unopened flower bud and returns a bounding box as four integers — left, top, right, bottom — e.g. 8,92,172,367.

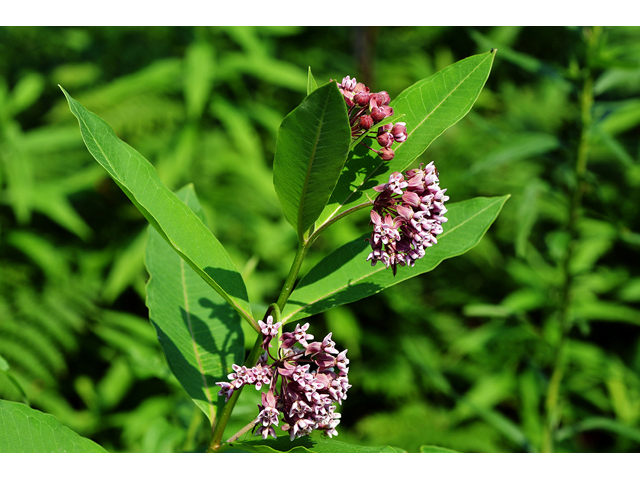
371,105,394,123
370,92,390,107
358,115,374,130
391,122,407,142
354,91,370,106
376,131,394,148
378,147,394,161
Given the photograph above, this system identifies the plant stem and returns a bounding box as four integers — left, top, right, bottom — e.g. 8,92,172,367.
541,26,600,454
207,334,264,452
307,199,374,249
207,198,373,450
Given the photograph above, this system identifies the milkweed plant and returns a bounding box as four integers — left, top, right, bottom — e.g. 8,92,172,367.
1,50,510,453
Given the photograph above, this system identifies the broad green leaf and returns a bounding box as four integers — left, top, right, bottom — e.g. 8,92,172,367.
0,399,107,453
61,87,253,326
316,50,496,229
145,184,245,423
273,81,351,239
307,67,318,95
282,195,509,323
232,434,405,453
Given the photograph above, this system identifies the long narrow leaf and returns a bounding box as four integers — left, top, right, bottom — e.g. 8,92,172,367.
61,86,253,326
281,195,509,323
145,184,244,423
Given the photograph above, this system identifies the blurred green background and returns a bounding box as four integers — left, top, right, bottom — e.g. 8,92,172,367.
1,26,639,453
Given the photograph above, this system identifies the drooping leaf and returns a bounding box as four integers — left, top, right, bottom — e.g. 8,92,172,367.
232,433,406,453
281,195,509,323
61,86,253,326
0,399,107,453
316,50,497,229
273,81,351,239
145,184,245,423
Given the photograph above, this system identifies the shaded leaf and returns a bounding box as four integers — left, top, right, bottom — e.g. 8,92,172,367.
145,184,245,423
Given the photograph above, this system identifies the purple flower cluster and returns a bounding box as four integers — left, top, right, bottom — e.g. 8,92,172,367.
336,75,407,161
366,162,449,276
216,317,351,441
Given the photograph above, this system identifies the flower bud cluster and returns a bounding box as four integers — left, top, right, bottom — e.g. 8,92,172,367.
336,75,407,161
216,317,351,441
366,162,449,276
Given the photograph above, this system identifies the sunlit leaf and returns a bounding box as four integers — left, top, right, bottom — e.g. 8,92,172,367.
61,86,253,326
273,81,351,239
282,195,509,323
0,399,107,453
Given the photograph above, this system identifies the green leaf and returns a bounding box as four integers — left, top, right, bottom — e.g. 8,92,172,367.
420,444,458,453
60,86,254,327
316,50,496,229
0,399,107,452
282,195,509,323
273,81,351,239
307,67,318,95
232,433,406,453
184,40,216,121
145,184,245,423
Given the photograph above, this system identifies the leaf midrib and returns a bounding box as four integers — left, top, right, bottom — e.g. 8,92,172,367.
297,96,329,236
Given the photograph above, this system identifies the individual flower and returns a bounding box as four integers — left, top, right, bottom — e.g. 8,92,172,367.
365,162,449,275
216,320,351,441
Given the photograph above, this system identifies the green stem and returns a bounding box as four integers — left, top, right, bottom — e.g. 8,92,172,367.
541,26,600,454
207,334,264,452
307,199,374,249
207,197,373,450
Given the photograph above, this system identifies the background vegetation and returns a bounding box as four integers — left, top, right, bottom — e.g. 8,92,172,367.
1,26,639,453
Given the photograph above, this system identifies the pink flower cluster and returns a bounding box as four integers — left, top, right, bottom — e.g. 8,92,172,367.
366,162,449,276
216,316,351,441
336,75,407,161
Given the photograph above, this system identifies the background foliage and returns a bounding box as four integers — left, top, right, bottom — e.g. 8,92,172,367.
1,26,639,453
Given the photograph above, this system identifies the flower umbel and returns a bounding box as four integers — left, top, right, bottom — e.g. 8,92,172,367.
216,319,351,441
366,162,449,276
335,75,407,161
